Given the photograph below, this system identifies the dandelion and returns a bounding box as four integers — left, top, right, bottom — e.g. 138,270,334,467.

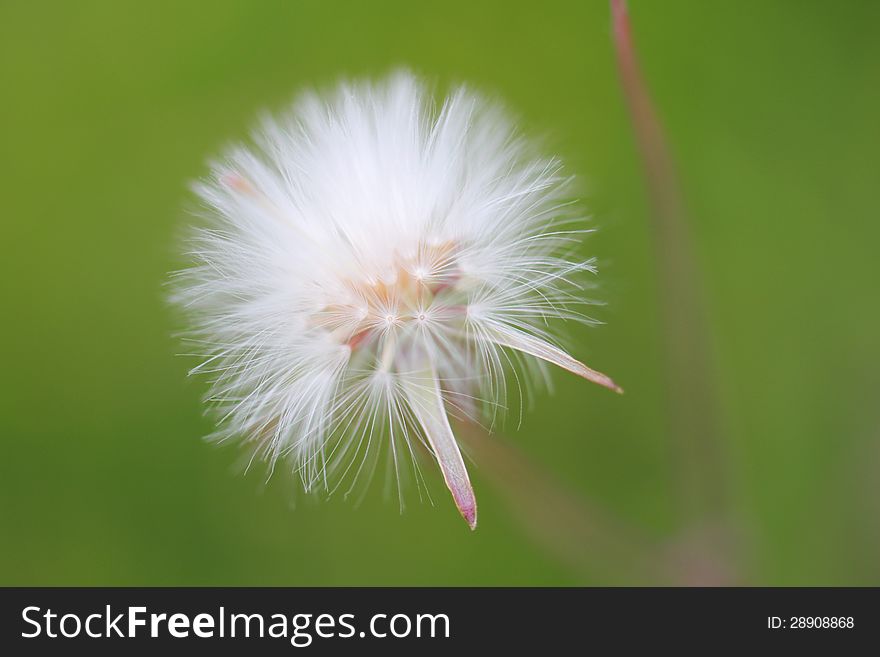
172,72,620,530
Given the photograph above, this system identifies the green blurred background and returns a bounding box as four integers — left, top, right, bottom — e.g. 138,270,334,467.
2,0,878,585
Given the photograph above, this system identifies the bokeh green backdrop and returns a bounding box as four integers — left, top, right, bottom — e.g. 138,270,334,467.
2,0,878,585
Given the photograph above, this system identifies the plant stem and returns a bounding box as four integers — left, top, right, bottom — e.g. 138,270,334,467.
610,0,729,525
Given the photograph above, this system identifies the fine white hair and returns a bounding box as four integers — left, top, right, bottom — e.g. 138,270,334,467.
171,71,619,529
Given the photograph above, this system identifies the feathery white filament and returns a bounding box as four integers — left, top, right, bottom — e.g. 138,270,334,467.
172,72,620,529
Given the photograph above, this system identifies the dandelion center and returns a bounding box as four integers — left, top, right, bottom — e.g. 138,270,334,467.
312,240,463,363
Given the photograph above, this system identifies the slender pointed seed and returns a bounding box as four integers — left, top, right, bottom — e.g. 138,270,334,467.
486,323,623,394
400,365,477,529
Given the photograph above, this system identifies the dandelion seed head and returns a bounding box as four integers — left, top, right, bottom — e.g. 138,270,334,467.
171,71,620,528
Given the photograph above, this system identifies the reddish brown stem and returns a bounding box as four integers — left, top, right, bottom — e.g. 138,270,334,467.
610,0,728,524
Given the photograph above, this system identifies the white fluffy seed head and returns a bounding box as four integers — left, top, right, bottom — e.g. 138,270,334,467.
171,71,618,527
